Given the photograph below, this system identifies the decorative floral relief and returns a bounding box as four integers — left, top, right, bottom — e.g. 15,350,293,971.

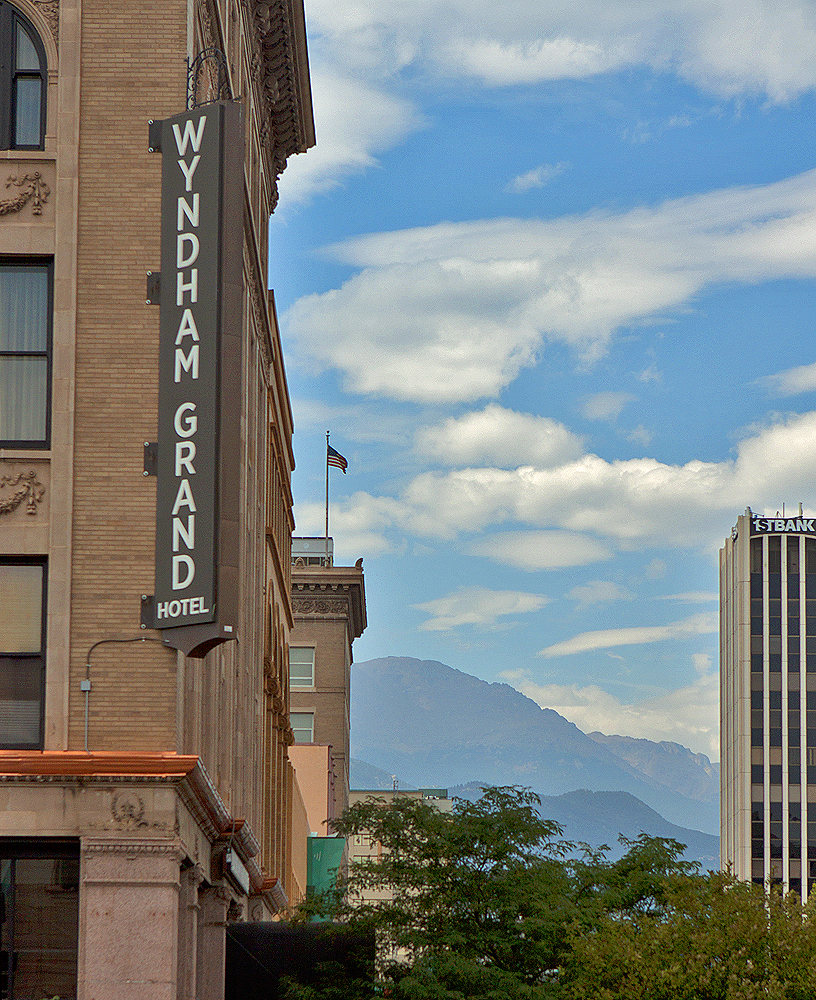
1,173,51,217
31,0,59,44
293,598,348,615
0,471,46,516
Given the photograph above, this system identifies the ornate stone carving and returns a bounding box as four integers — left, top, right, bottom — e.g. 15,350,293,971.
111,790,147,828
249,0,312,209
31,0,59,44
201,0,217,51
292,597,348,615
82,839,185,859
1,172,50,216
0,471,45,516
243,242,273,375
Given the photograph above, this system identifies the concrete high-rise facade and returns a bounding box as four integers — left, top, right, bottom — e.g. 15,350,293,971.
721,507,816,897
0,0,313,996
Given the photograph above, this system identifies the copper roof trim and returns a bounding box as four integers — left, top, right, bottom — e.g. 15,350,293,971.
0,751,200,777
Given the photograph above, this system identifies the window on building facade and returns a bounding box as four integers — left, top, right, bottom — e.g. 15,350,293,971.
290,712,314,743
0,2,46,149
0,559,46,749
0,840,79,999
0,261,51,447
289,647,314,688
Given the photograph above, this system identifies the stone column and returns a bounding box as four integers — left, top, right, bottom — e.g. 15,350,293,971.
78,838,183,1000
177,863,205,1000
196,884,230,1000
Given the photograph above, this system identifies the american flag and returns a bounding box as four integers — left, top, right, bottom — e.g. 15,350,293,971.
327,444,348,473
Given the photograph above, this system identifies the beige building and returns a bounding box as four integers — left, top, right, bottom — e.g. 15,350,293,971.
721,507,816,898
347,789,451,966
0,0,313,996
288,537,367,830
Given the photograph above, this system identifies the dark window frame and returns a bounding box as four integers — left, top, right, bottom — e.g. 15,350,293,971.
0,2,47,150
0,839,78,1000
0,556,46,750
0,257,53,449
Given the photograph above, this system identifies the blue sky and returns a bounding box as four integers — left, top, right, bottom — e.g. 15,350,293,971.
269,0,816,760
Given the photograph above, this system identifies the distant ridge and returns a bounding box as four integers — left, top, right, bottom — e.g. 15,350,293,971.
587,732,719,802
352,656,719,835
350,758,417,791
450,784,718,867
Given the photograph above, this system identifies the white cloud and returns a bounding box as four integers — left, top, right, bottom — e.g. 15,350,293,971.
275,71,422,205
287,170,816,403
414,586,549,631
416,405,584,468
398,411,816,547
659,592,719,603
638,366,662,383
279,2,816,201
443,35,632,85
504,664,719,757
583,392,635,421
568,580,633,605
506,162,569,194
304,410,816,559
626,425,654,446
305,0,816,101
292,496,404,560
538,611,717,657
468,531,612,570
760,361,816,397
692,652,712,675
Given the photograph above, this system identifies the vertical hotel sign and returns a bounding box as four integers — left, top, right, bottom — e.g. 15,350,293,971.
147,102,242,645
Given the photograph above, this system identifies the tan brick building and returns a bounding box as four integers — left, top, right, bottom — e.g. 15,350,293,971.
288,538,367,831
0,0,313,996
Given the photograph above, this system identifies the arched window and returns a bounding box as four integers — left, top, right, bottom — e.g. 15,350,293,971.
0,2,47,149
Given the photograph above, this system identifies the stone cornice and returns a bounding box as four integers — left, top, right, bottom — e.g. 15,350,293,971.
251,0,315,166
82,838,186,860
0,750,199,777
0,751,268,887
291,568,367,639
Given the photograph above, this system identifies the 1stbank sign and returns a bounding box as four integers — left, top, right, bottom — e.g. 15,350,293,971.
751,515,816,535
144,102,242,652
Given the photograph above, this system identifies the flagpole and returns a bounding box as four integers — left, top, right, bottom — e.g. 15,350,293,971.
325,431,330,565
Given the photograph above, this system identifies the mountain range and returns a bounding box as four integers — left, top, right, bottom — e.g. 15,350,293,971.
351,656,719,837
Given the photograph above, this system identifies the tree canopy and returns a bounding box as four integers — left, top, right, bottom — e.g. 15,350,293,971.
286,787,816,1000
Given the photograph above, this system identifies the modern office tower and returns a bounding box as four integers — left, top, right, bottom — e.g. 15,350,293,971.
721,507,816,897
0,0,313,996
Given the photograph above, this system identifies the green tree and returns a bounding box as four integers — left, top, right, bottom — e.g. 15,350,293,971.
560,869,816,1000
291,787,696,999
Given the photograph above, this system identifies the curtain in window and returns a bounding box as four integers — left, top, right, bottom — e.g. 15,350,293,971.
0,563,42,653
0,564,43,748
0,266,48,442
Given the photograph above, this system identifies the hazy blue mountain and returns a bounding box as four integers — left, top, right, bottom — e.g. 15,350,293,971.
352,656,719,835
450,783,718,867
587,732,719,802
350,758,416,791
